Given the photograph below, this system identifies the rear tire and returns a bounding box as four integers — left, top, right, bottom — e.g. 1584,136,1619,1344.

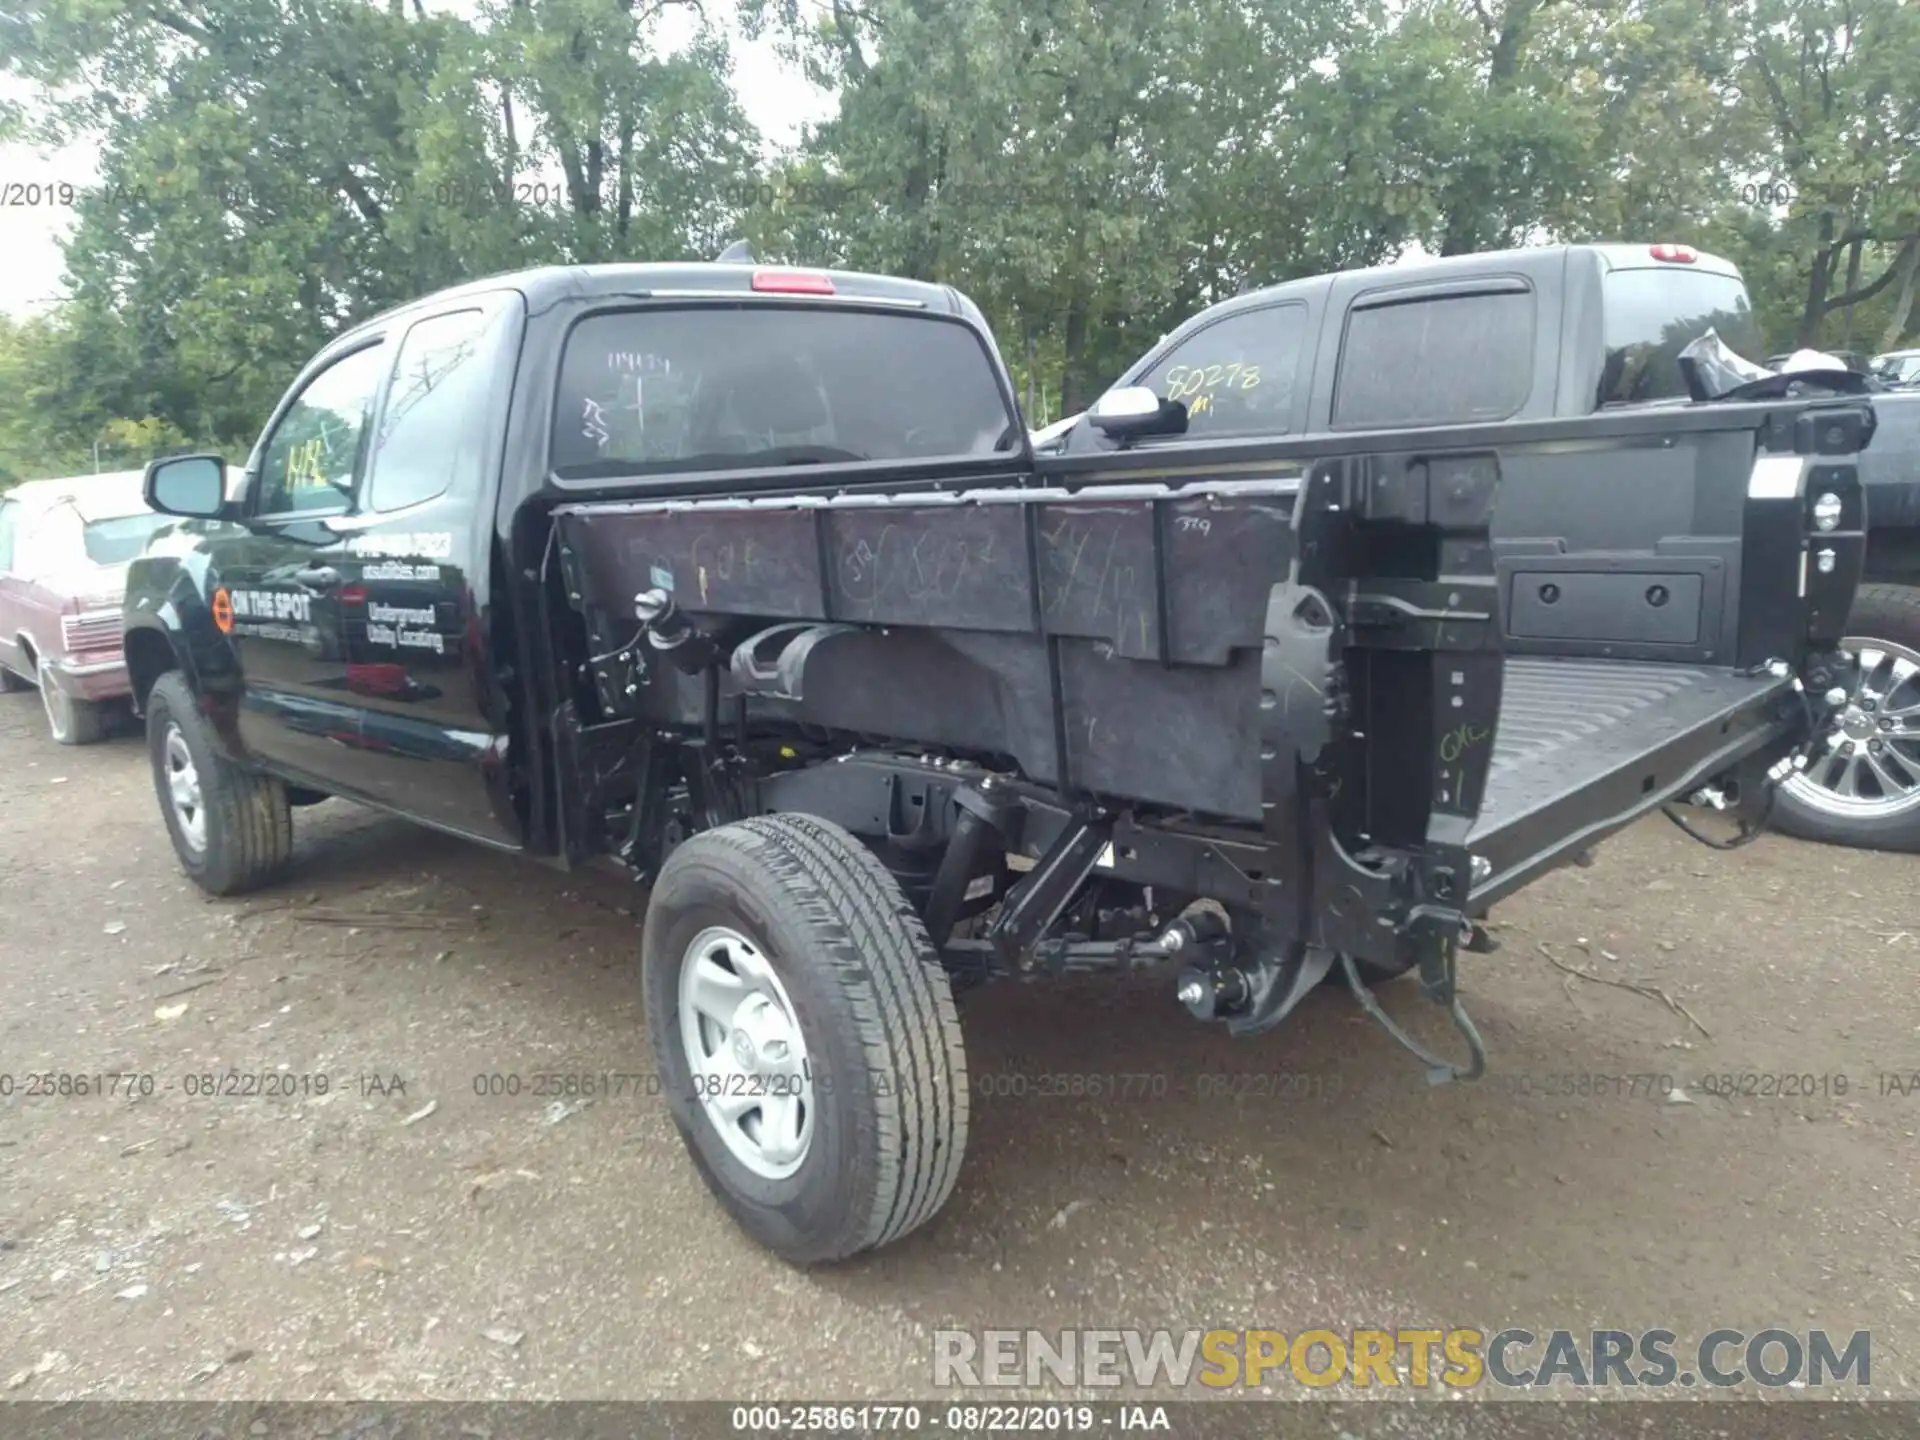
0,662,30,694
37,657,109,745
642,813,969,1265
1773,583,1920,853
145,671,293,895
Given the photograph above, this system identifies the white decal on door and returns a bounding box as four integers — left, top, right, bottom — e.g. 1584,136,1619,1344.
229,589,313,623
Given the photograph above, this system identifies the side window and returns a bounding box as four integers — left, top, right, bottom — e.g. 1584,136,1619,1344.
0,500,16,573
1136,304,1308,440
1333,289,1534,429
365,309,496,513
255,344,388,515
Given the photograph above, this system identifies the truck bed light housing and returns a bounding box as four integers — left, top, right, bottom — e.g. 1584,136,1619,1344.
1649,244,1698,263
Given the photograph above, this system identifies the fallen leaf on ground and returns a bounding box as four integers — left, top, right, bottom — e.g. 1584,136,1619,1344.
1048,1199,1092,1230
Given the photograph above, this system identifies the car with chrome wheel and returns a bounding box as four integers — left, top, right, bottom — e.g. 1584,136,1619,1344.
1773,585,1920,850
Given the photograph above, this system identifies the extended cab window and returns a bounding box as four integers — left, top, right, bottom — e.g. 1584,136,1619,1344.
1599,267,1763,406
1334,288,1534,429
550,307,1019,477
1136,303,1307,439
256,343,388,514
366,309,497,512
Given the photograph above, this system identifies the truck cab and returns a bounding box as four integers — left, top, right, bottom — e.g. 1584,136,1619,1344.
123,262,1027,860
1061,243,1759,448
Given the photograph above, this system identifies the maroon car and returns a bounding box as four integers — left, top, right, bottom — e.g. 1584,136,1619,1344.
0,471,174,744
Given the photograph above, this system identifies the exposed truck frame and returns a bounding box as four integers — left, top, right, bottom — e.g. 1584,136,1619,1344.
545,402,1867,1062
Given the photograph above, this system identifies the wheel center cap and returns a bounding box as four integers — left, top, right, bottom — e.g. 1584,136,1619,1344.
730,1029,757,1068
1841,707,1875,740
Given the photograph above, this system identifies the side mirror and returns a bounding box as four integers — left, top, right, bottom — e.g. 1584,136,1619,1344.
1088,386,1187,443
144,454,229,519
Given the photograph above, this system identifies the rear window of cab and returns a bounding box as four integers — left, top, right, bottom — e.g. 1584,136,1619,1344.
550,306,1022,478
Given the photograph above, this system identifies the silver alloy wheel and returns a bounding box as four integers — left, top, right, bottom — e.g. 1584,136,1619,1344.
1783,635,1920,817
677,925,814,1180
37,659,73,741
163,723,209,853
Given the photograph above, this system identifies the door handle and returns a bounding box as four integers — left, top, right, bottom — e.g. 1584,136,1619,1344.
292,565,343,591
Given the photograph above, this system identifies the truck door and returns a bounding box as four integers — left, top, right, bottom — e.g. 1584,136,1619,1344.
307,300,523,847
217,340,390,785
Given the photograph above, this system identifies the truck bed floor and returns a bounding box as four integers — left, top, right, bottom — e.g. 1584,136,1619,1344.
1466,658,1789,897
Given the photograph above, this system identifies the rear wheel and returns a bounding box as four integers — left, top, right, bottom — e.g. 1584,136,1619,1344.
642,813,968,1265
145,672,293,895
0,662,30,694
1774,584,1920,853
37,657,109,746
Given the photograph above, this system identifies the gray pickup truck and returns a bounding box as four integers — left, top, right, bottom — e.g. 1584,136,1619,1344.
1053,243,1920,851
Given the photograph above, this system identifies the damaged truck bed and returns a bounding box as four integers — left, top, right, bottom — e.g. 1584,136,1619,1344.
553,396,1867,1052
127,254,1871,1264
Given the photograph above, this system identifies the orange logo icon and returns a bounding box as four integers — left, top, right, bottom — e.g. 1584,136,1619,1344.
211,587,234,634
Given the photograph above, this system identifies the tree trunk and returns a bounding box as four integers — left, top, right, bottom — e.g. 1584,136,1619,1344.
501,87,518,190
1798,212,1837,346
1025,330,1037,423
1882,237,1920,350
1438,0,1555,257
1840,235,1863,349
614,106,635,245
1059,225,1094,416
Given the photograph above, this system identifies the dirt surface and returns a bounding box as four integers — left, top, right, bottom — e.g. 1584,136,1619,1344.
3,687,1920,1410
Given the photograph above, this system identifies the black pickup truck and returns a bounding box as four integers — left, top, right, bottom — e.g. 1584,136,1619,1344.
1052,242,1920,851
124,251,1869,1264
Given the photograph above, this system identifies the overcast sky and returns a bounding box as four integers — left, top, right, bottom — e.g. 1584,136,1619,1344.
0,7,833,317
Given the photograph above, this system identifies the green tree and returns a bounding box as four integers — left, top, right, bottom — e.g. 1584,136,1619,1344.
1720,0,1920,347
1,0,759,457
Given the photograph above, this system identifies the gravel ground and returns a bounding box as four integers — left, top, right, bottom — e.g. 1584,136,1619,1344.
2,687,1919,1415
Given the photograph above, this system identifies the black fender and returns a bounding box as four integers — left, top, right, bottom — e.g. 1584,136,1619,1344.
122,538,248,761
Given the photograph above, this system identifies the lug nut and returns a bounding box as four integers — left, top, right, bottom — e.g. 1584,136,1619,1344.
1176,978,1206,1007
1869,740,1885,756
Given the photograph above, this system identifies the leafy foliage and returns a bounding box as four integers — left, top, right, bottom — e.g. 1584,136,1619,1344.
0,0,1916,481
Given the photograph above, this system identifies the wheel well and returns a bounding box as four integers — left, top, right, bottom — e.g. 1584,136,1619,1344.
123,628,179,713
